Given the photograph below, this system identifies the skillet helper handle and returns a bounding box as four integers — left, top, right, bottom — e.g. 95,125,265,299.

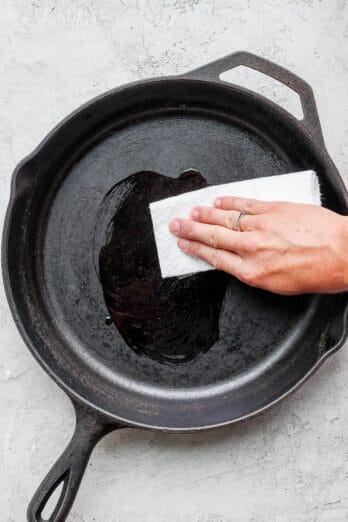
184,51,325,147
27,403,116,522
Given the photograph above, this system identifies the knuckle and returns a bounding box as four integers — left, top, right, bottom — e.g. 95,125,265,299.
221,197,234,210
225,212,236,230
208,226,219,248
239,265,261,285
191,241,205,259
188,240,198,255
244,236,261,254
244,200,256,213
209,250,222,269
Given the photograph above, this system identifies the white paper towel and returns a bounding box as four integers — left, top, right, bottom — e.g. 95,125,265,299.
149,170,321,279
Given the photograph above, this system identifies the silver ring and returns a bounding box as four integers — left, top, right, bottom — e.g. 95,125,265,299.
236,211,247,232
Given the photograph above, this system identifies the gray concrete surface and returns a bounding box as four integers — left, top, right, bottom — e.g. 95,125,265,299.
1,1,347,521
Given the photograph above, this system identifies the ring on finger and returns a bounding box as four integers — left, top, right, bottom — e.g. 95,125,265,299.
236,211,249,232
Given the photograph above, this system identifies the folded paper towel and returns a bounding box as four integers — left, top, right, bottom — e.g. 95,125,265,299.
149,170,321,278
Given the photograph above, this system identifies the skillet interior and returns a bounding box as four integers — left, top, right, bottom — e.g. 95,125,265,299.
5,79,347,429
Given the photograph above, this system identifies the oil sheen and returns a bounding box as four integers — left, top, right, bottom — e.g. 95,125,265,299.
97,170,228,364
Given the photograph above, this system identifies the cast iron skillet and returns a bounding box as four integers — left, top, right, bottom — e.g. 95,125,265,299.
2,52,348,522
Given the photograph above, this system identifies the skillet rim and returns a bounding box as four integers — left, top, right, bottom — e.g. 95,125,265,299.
2,75,348,432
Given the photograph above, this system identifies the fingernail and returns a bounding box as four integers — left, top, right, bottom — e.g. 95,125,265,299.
214,198,221,208
191,208,200,219
178,238,190,250
169,219,180,233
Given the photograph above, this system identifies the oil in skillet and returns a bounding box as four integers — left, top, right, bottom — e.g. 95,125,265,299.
97,169,228,364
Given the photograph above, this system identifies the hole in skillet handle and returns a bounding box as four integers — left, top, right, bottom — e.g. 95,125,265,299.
27,457,80,522
27,404,118,522
219,65,304,120
40,473,69,521
183,51,325,148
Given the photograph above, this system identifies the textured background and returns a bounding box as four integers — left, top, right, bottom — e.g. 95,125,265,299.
1,1,347,521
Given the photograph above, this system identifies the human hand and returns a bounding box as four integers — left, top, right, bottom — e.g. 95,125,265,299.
169,197,348,295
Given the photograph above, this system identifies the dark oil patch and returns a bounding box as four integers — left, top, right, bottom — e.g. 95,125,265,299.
97,170,228,364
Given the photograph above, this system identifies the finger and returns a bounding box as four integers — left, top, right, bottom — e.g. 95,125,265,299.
214,196,271,214
191,206,256,231
169,218,246,252
178,238,243,275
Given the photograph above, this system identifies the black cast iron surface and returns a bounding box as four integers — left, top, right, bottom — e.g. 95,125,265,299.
2,52,348,521
98,168,228,364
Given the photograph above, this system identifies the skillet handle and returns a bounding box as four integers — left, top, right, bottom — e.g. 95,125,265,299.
183,51,325,146
27,402,118,522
